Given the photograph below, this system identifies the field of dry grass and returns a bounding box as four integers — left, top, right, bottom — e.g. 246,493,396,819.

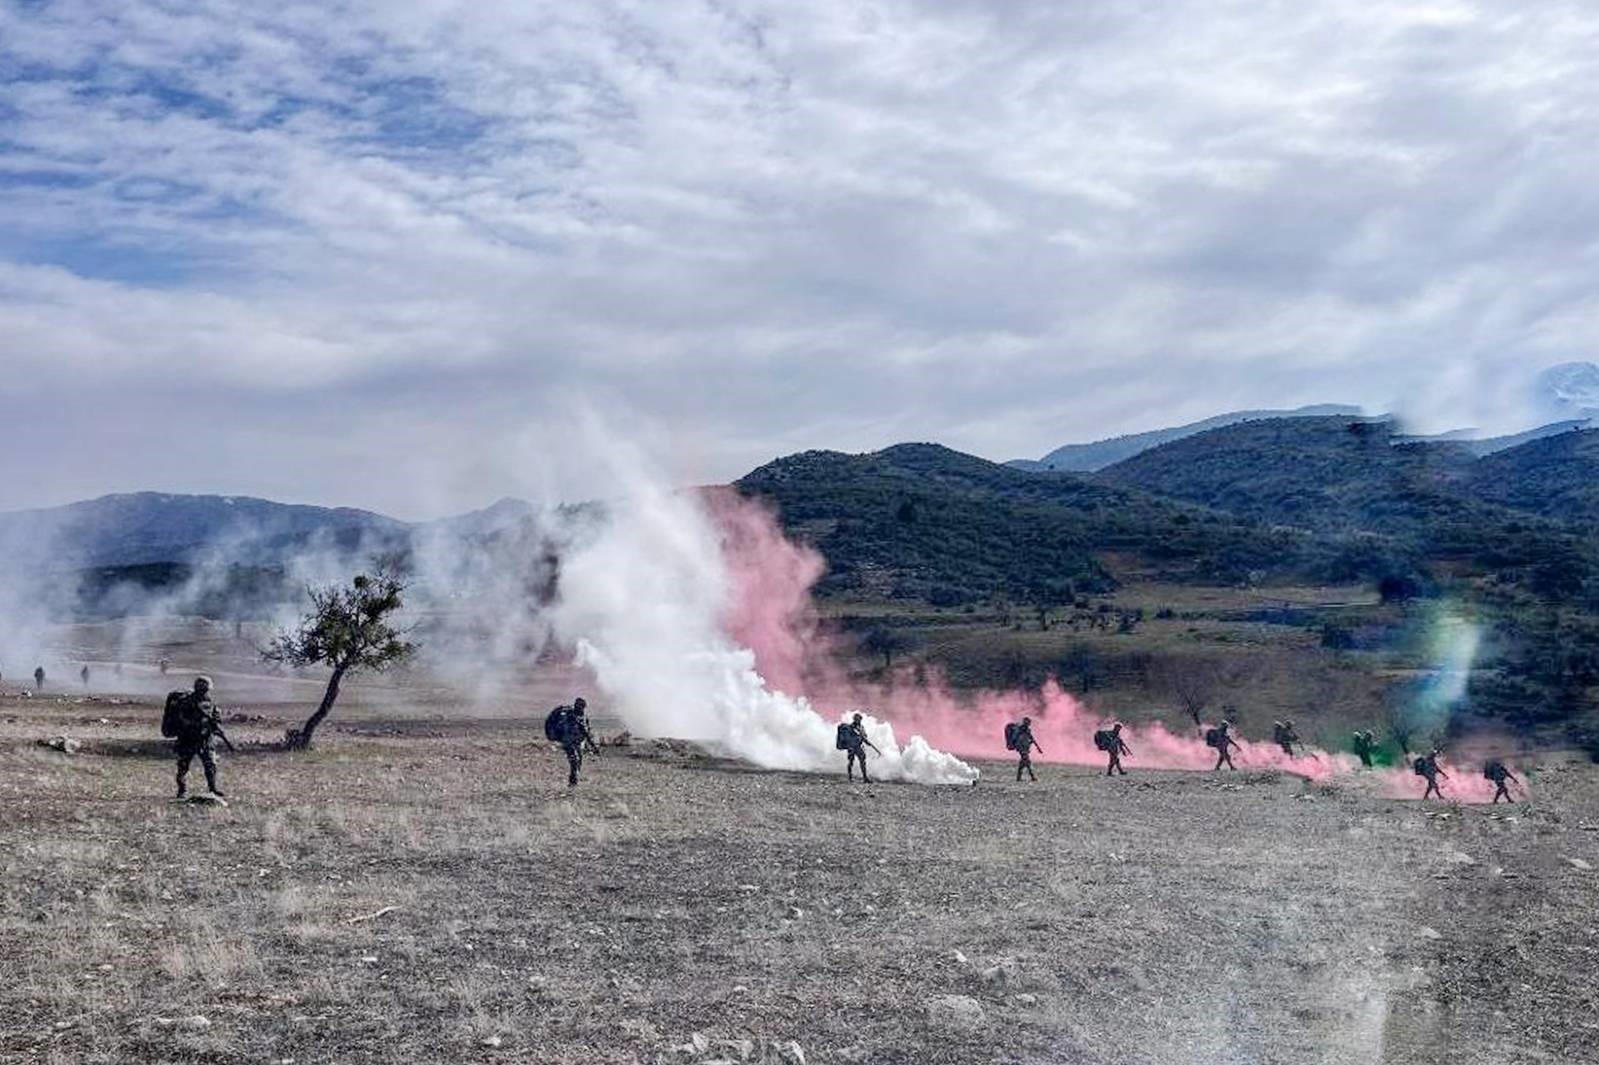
3,665,1597,1065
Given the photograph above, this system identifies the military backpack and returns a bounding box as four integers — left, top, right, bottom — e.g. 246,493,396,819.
1003,722,1021,751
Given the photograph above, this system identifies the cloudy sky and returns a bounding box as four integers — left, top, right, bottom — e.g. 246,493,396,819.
2,1,1597,517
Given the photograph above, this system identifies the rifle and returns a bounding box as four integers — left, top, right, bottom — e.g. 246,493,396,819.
207,711,237,753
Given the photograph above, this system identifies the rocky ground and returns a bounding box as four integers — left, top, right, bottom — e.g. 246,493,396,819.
1,681,1597,1065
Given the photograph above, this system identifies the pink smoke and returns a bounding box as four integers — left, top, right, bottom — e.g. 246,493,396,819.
1372,758,1521,805
710,491,1364,784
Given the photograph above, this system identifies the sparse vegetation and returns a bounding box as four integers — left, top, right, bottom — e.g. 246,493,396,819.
264,561,415,749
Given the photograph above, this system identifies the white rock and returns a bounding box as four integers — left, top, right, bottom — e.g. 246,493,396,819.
774,1041,805,1065
181,1015,211,1030
481,1035,502,1049
1568,857,1592,871
1418,927,1442,940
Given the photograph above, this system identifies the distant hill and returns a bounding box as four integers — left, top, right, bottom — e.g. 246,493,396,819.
1472,428,1599,523
736,443,1343,602
1096,416,1592,581
0,492,410,571
1009,404,1364,472
0,492,548,620
1395,418,1592,455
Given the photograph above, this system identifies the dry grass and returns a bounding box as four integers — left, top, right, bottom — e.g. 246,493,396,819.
2,680,1596,1064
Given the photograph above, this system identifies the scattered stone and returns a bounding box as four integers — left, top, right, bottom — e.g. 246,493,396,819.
37,736,81,755
979,960,1018,986
1568,858,1592,871
182,794,228,808
926,994,986,1029
1418,927,1442,940
774,1041,805,1065
787,906,804,920
181,1015,211,1031
1445,851,1475,866
605,730,633,747
691,1032,710,1054
481,1035,502,1049
1012,993,1039,1008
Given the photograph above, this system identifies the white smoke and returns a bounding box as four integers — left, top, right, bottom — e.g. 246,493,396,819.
546,441,977,786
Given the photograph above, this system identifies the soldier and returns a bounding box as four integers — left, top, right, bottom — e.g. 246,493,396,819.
1272,719,1300,758
841,712,880,783
550,697,600,788
1483,760,1518,804
80,664,90,688
1094,722,1132,776
166,676,230,799
159,657,170,676
1352,729,1377,768
1010,715,1042,782
33,665,44,690
1414,748,1447,800
1206,720,1241,771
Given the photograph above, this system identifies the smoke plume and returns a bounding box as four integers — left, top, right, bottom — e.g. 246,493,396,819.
545,454,977,785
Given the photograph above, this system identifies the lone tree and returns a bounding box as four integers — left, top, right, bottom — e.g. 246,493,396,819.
860,625,914,670
265,563,415,749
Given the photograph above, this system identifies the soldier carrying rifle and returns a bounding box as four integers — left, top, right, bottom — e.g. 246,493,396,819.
161,675,233,799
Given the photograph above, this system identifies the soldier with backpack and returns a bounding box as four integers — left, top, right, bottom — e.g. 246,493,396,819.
1413,748,1446,800
161,675,232,799
1005,716,1042,782
1352,729,1377,768
837,712,880,783
545,697,600,787
1093,722,1131,776
1205,720,1240,771
1272,719,1299,758
32,666,44,691
1483,760,1518,804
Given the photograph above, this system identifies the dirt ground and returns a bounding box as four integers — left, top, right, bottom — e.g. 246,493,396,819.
2,671,1597,1065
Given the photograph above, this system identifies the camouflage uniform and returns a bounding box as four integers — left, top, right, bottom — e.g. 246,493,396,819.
1101,724,1131,776
1418,751,1446,800
845,717,873,783
1485,760,1517,804
1352,730,1376,768
556,700,599,787
172,677,224,798
1014,719,1040,782
1209,723,1239,771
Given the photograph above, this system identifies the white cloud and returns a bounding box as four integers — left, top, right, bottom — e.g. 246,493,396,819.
2,0,1598,514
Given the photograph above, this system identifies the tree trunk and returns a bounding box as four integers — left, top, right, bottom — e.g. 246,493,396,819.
292,665,347,749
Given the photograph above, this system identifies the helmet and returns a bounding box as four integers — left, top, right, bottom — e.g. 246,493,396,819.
1111,722,1123,732
193,675,212,693
1022,715,1032,725
573,697,587,711
851,712,863,723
